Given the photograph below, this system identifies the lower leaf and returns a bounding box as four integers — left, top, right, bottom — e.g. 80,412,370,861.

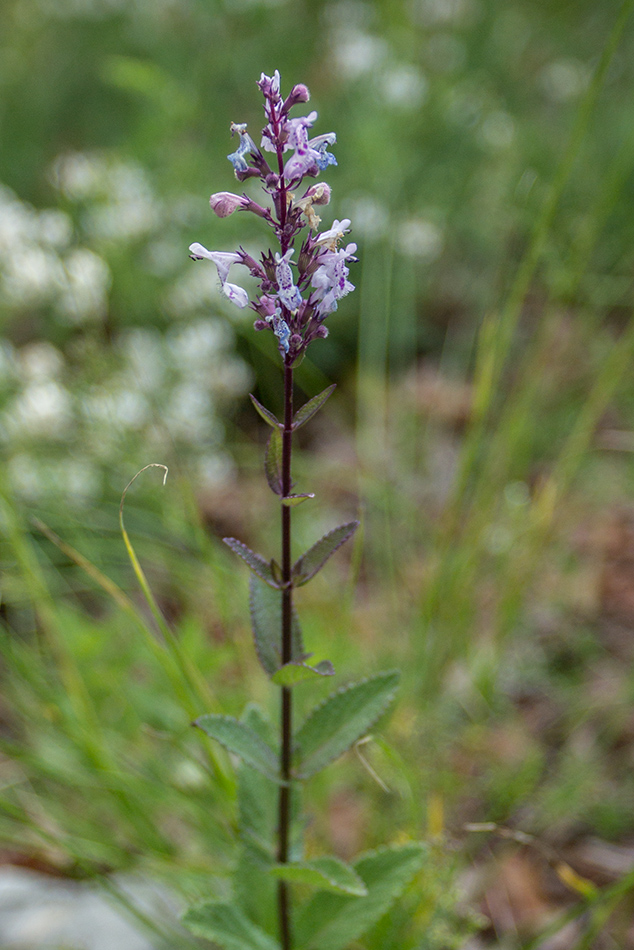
270,856,367,896
182,902,279,950
293,843,427,950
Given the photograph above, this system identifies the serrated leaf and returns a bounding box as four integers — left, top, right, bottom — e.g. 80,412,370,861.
237,708,277,851
270,559,283,585
292,522,359,587
182,902,279,950
249,575,304,676
265,428,283,495
293,384,336,430
235,842,277,936
272,658,335,687
294,672,400,779
294,844,427,950
223,538,279,588
195,714,281,783
282,493,315,507
270,856,367,896
249,393,282,429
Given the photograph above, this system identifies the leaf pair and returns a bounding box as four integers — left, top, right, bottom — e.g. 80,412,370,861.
195,672,400,783
250,384,336,434
182,842,427,950
224,520,358,597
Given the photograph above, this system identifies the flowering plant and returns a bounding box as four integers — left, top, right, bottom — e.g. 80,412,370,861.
189,70,356,363
182,71,423,950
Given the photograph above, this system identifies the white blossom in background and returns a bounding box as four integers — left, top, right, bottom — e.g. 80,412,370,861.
478,111,515,151
51,152,160,242
346,196,390,242
0,183,111,322
56,248,111,322
332,29,389,80
539,59,589,103
397,218,444,262
381,65,428,109
410,0,479,27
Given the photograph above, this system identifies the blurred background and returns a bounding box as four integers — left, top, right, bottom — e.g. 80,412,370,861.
2,0,634,946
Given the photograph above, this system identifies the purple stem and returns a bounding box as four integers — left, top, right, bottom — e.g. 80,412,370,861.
273,87,293,950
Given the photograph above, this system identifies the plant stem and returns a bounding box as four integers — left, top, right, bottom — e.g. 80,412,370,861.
278,356,294,950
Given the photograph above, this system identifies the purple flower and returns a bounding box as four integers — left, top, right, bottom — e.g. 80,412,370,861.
311,242,357,316
308,133,338,171
315,219,351,250
257,69,281,99
190,70,356,362
188,243,249,308
209,192,249,217
227,123,257,175
275,250,303,311
267,308,291,353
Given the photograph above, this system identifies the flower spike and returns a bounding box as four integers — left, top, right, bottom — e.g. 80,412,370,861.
189,70,356,362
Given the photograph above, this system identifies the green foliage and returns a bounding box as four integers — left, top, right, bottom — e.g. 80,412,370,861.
292,522,360,587
265,428,284,496
223,538,280,589
294,672,400,779
293,844,427,950
249,575,304,676
270,856,367,896
194,714,281,784
293,385,337,430
281,493,316,507
271,658,335,687
250,394,282,429
182,902,279,950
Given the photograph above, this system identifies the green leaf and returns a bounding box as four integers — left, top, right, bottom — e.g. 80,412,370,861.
293,384,336,430
293,672,400,779
265,428,283,495
272,658,335,687
237,705,277,850
249,575,304,676
270,856,367,896
182,902,279,950
235,843,277,936
223,538,279,588
195,714,281,783
282,493,315,507
294,844,427,950
292,522,359,587
249,393,282,429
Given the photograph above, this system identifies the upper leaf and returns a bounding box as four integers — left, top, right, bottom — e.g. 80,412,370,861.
223,538,279,589
281,493,315,507
195,714,281,783
292,522,359,587
264,428,283,495
271,658,335,688
249,393,282,429
249,574,304,676
293,384,336,430
270,856,367,896
182,902,279,950
293,844,427,950
293,672,400,778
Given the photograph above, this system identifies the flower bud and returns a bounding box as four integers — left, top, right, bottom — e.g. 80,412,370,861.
283,84,310,111
210,192,248,217
304,182,331,206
